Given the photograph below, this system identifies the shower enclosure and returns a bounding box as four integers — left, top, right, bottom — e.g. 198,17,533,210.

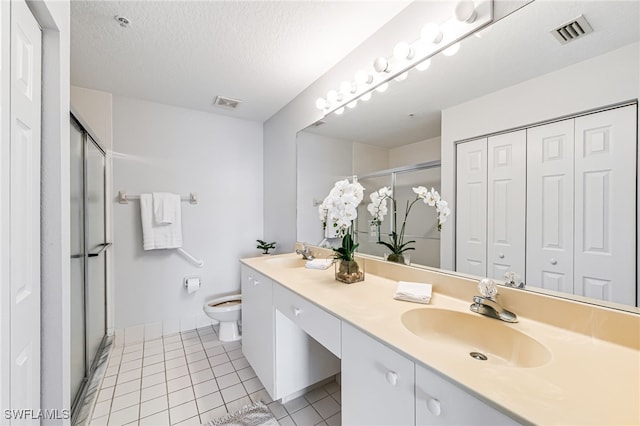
70,115,109,419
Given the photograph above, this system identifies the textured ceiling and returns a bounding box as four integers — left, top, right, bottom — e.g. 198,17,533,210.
71,1,411,122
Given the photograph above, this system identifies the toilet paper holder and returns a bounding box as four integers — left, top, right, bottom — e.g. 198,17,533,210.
184,276,201,293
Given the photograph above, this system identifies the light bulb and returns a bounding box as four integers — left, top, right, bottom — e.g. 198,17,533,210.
373,57,389,73
421,22,443,44
361,92,372,101
315,97,327,110
455,0,477,23
335,107,345,115
340,81,354,96
355,70,373,85
347,100,357,109
376,82,389,93
393,42,414,61
415,58,432,71
443,42,461,56
394,72,408,82
327,89,339,103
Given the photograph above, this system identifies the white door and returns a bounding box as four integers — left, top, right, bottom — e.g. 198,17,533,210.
574,105,637,305
9,0,42,417
526,119,574,294
456,138,487,276
487,130,526,281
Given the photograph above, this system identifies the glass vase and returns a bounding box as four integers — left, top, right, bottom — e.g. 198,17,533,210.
384,252,410,265
335,259,365,284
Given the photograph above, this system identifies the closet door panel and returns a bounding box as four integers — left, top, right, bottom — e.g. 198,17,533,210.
487,131,526,281
456,138,487,276
574,105,636,305
526,120,574,293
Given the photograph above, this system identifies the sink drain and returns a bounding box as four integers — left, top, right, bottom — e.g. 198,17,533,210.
470,351,488,361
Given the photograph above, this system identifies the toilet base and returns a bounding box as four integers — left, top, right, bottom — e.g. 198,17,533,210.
218,321,241,342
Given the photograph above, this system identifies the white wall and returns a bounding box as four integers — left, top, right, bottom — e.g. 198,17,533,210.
112,96,263,342
389,136,441,168
352,142,389,176
296,132,353,244
440,42,640,270
70,86,112,150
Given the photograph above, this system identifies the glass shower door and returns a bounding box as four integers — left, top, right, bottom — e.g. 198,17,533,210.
70,119,85,404
85,136,107,370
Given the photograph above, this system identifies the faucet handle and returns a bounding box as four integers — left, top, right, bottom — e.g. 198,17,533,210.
478,278,498,299
504,271,525,289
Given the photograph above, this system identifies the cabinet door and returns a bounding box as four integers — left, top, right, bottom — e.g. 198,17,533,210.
456,138,488,276
526,120,575,294
240,266,275,397
574,105,637,305
342,322,414,426
487,131,526,281
416,364,518,425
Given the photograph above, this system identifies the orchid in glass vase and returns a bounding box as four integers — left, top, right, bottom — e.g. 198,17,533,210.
368,186,450,264
318,178,366,283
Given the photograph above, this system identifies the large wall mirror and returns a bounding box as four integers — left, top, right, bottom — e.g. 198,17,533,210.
297,0,639,311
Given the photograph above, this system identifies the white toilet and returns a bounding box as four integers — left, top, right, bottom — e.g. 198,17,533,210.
203,294,242,342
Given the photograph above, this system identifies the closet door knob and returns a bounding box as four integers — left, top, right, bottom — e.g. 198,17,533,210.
293,307,301,317
385,371,398,386
498,253,505,259
550,259,557,265
426,397,441,416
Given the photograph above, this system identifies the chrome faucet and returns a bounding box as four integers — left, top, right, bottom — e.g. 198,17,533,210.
470,278,518,323
295,244,315,260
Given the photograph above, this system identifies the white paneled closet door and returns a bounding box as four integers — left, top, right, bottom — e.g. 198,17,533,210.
526,120,575,294
574,105,636,305
456,138,487,276
487,131,526,281
9,0,42,416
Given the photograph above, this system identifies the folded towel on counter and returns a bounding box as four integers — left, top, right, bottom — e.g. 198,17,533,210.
140,193,183,250
152,192,179,225
394,281,433,304
305,259,333,270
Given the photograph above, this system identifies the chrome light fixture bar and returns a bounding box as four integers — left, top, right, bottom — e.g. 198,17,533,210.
316,0,493,117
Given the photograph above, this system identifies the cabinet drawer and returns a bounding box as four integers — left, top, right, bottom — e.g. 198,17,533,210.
273,284,341,357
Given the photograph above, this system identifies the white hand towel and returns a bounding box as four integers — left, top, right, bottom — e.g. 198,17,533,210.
140,193,183,250
305,259,333,270
394,281,433,304
153,192,179,225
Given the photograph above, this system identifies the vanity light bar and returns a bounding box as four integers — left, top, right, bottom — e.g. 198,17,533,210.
316,0,493,117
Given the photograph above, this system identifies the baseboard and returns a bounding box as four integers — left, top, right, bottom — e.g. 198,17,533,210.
114,313,217,347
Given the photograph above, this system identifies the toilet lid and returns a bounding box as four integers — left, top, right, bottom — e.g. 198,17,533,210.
210,299,241,308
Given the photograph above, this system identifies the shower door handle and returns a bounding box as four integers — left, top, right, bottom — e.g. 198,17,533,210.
88,242,112,258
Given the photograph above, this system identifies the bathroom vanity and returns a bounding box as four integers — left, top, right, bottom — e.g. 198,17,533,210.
240,252,639,425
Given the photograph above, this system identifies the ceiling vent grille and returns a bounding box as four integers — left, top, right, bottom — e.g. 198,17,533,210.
551,15,593,45
213,96,242,109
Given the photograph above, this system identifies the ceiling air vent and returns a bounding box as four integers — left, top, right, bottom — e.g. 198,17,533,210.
213,96,242,109
551,15,593,45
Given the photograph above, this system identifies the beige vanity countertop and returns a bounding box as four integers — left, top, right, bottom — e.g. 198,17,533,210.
241,253,640,425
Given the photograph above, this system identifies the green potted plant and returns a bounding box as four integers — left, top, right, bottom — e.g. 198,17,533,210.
256,239,276,255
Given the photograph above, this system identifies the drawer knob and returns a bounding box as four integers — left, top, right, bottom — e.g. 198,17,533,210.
550,258,557,265
294,307,302,317
385,371,398,386
426,397,441,416
254,280,259,286
498,253,504,259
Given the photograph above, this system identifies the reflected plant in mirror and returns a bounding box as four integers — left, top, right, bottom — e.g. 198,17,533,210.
368,185,449,265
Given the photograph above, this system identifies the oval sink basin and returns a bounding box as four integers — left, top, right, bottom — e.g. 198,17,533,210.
264,257,306,269
401,308,551,368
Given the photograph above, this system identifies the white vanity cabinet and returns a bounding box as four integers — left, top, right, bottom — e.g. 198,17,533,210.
241,265,275,396
342,322,415,426
241,264,340,402
415,364,518,425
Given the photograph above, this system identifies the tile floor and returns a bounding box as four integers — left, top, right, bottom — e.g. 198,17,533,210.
88,325,341,426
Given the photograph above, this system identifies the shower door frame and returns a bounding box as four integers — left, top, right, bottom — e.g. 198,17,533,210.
70,114,109,420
